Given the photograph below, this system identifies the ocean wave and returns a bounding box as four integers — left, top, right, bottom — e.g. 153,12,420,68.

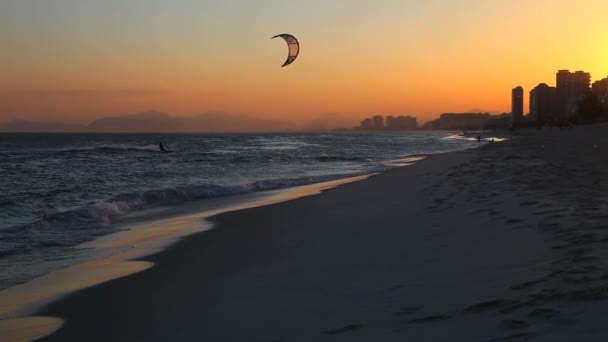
2,173,366,252
0,200,15,208
0,132,483,291
314,155,363,162
0,144,162,155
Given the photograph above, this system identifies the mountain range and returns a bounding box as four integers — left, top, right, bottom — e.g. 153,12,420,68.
0,111,358,133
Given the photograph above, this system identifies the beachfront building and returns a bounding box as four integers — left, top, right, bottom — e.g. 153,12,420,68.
571,71,591,98
511,86,524,125
386,115,418,130
422,113,491,130
360,118,373,130
372,115,385,130
357,115,418,131
555,69,591,118
592,77,608,96
556,70,572,97
530,83,556,122
592,77,608,111
556,70,572,118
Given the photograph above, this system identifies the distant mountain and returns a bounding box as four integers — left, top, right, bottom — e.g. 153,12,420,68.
1,110,357,133
88,111,296,132
0,120,87,132
88,110,174,132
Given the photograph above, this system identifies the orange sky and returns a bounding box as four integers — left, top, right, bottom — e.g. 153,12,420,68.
2,0,608,125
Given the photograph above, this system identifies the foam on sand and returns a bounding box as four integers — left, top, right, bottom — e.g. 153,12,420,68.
0,175,372,341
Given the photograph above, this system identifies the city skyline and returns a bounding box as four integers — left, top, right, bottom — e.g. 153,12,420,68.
3,64,605,132
527,68,608,123
2,1,608,127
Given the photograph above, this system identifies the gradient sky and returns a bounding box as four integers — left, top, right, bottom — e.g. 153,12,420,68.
2,0,608,124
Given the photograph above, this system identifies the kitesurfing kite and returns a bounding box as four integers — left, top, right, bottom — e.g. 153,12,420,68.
272,34,299,67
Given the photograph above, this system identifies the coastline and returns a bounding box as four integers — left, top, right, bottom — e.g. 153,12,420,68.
5,124,608,340
0,174,373,341
0,131,481,294
4,140,518,342
0,139,464,333
37,144,539,342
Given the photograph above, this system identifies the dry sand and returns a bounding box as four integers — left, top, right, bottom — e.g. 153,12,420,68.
14,124,608,341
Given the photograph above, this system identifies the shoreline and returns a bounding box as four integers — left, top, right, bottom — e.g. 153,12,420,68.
0,145,460,323
32,123,608,340
1,130,480,295
1,140,507,341
0,173,376,341
37,146,500,341
11,125,604,340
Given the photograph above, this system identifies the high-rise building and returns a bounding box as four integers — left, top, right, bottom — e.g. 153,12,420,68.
394,116,417,130
592,77,608,96
511,86,524,124
571,70,591,99
360,118,373,130
530,83,556,122
556,70,572,96
555,69,591,117
556,70,572,117
372,115,384,130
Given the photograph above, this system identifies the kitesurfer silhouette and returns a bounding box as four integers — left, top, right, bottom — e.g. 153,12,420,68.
159,142,169,153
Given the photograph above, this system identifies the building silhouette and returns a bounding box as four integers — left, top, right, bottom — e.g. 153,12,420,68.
360,118,373,130
356,115,418,131
386,115,417,130
555,69,591,118
592,77,608,96
592,77,608,112
571,71,591,98
556,70,572,118
372,115,385,130
423,113,491,130
530,83,556,122
511,86,524,125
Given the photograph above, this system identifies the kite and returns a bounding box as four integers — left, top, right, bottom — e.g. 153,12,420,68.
272,34,300,67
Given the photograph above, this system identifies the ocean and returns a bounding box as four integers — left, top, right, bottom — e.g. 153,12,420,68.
0,131,482,290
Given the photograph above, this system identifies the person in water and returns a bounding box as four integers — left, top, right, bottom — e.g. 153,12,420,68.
159,142,169,152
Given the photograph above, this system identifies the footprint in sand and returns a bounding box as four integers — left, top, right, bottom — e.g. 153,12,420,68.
528,307,559,320
485,332,531,342
519,201,540,206
465,299,514,313
510,277,548,290
324,323,363,335
392,306,420,317
499,319,530,330
407,314,452,324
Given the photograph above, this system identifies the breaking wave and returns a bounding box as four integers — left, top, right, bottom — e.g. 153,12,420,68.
0,173,368,258
1,144,161,155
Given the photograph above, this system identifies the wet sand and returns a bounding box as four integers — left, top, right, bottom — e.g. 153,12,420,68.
13,124,608,341
0,176,369,341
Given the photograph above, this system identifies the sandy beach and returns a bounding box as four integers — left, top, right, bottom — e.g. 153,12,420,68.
5,124,608,341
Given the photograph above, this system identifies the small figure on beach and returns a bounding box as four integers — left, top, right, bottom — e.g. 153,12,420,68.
159,142,169,153
477,135,481,142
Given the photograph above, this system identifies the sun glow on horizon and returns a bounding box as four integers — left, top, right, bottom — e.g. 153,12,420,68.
2,0,608,125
